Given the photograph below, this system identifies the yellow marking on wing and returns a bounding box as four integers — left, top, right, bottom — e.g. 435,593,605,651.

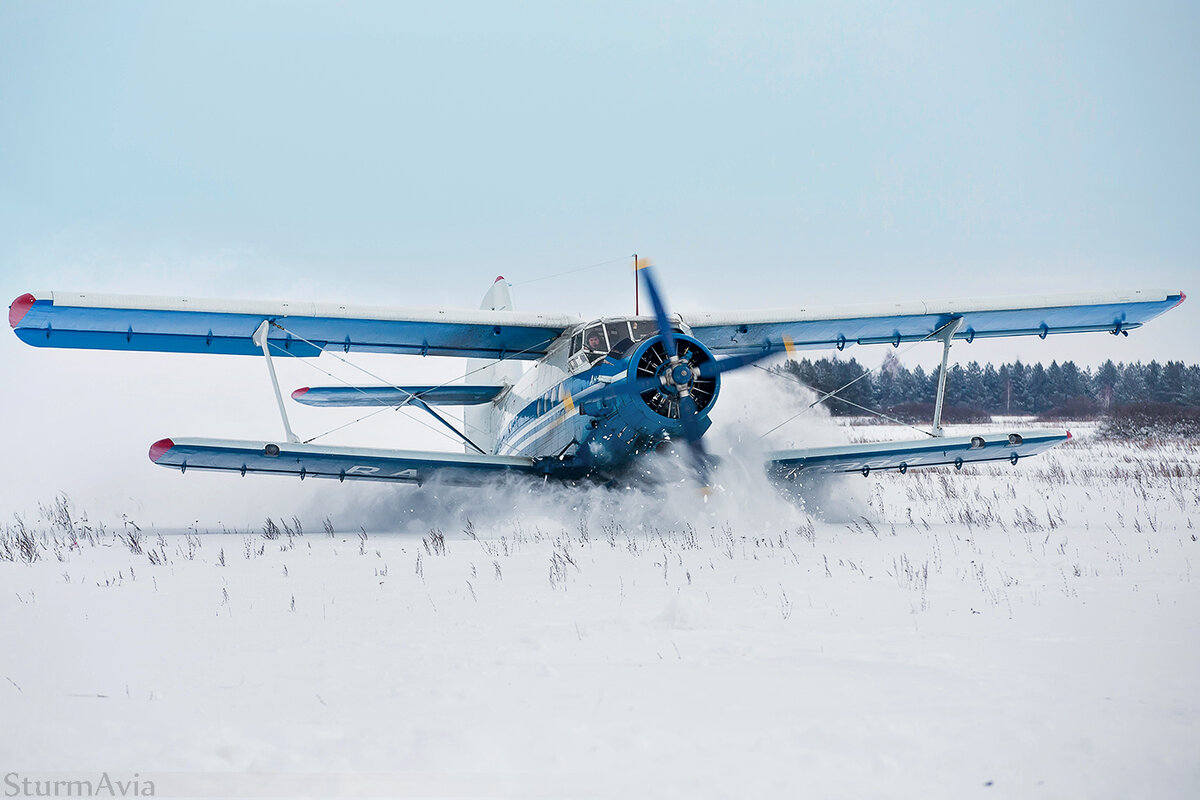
635,256,654,271
783,335,796,356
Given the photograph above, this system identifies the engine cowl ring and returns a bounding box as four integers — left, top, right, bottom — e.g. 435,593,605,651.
632,334,719,421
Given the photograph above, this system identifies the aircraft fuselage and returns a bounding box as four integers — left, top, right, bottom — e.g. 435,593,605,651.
491,318,720,478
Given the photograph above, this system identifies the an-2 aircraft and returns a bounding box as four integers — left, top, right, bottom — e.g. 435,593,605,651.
8,264,1185,488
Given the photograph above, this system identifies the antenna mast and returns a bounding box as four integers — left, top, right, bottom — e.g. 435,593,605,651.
633,254,640,315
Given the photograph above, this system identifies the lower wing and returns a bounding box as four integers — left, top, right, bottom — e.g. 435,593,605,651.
766,429,1069,478
148,438,539,485
147,429,1068,485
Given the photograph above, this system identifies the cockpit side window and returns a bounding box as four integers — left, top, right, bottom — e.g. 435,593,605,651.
570,332,583,357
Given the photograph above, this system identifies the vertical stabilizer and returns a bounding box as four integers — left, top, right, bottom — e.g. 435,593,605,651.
464,277,523,453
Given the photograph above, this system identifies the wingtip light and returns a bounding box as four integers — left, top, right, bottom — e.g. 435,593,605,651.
495,275,505,283
8,293,34,328
148,438,175,463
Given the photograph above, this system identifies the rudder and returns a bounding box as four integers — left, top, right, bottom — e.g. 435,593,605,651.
464,277,523,453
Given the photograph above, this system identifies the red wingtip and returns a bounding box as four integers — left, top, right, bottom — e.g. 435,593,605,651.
495,275,505,283
148,438,175,463
1174,291,1186,308
8,293,34,328
291,387,310,399
1066,430,1073,440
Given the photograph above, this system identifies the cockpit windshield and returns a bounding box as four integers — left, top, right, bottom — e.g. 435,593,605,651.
628,320,655,343
605,322,631,352
567,318,682,369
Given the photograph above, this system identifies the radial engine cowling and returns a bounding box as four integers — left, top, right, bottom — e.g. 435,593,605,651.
629,333,720,422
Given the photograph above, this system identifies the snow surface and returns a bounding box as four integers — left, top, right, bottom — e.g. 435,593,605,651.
2,420,1198,799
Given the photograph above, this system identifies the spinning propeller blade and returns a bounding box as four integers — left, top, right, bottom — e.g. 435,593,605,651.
638,259,679,358
695,342,787,379
597,261,793,484
638,263,711,475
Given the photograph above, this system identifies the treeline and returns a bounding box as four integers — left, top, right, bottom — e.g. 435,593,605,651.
781,355,1200,418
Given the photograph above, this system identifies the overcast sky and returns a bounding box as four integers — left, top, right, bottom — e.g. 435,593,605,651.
1,1,1196,526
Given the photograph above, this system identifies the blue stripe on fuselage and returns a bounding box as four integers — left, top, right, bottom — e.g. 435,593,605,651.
496,361,625,457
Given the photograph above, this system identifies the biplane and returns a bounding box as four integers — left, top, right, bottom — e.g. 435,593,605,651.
8,265,1185,487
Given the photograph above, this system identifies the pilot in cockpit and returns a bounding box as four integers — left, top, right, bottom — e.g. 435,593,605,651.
584,330,606,357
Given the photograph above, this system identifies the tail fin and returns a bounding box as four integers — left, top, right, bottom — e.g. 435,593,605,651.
464,277,523,453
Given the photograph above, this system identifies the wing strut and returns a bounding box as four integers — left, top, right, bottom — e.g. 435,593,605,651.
932,318,963,437
253,320,301,443
406,397,488,456
263,319,490,455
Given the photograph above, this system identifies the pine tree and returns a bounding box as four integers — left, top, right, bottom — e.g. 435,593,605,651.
1008,360,1029,414
1160,361,1186,405
1187,365,1200,407
961,361,986,408
1114,364,1147,406
1095,360,1120,409
1046,361,1064,408
874,365,899,410
911,366,930,404
1027,362,1046,412
1145,361,1163,401
982,363,1003,410
780,356,1199,417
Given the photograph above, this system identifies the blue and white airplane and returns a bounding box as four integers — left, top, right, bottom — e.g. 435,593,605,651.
8,265,1185,487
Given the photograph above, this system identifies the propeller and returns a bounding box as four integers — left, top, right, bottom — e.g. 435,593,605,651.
694,345,788,381
639,258,680,358
635,260,714,475
597,259,796,482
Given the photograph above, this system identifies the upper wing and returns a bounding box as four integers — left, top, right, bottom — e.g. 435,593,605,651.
684,289,1185,355
9,291,577,360
148,437,540,485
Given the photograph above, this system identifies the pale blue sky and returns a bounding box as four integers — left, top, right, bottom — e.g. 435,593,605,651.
3,2,1196,320
1,1,1196,524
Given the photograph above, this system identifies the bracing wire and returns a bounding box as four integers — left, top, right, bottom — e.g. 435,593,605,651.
265,339,468,449
265,321,556,445
509,254,634,287
301,405,394,442
751,364,934,439
268,252,632,442
757,319,961,440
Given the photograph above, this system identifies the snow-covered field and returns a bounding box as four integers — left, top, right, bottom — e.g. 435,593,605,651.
2,421,1197,799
